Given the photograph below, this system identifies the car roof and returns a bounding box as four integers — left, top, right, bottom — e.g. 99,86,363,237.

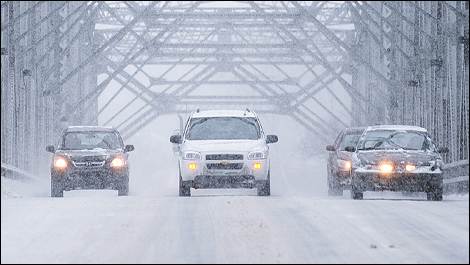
65,126,117,132
190,109,257,118
365,125,428,132
344,127,366,133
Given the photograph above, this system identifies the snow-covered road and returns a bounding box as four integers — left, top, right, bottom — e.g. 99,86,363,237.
1,187,468,263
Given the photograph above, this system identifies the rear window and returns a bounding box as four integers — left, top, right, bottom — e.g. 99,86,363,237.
185,117,261,140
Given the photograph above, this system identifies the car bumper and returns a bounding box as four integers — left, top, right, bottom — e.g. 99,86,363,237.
179,159,269,182
51,167,129,190
352,171,443,192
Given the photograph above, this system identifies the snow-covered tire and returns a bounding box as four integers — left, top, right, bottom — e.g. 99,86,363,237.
117,174,129,196
51,179,63,197
257,171,271,196
179,174,191,197
427,187,443,201
351,177,363,200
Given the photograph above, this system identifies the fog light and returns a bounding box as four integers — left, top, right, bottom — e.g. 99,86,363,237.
188,163,196,170
405,164,416,171
253,163,261,169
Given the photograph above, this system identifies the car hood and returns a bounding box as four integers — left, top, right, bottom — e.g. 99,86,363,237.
356,149,442,165
182,139,266,153
337,150,354,161
56,149,124,159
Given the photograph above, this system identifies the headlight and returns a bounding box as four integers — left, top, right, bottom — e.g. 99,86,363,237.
111,157,124,167
380,163,393,173
54,157,67,168
248,151,267,160
182,151,201,160
337,159,351,170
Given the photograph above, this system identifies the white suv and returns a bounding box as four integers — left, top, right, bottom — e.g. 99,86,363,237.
170,109,278,196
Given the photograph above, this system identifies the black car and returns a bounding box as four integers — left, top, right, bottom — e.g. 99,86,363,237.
46,126,134,197
326,127,365,196
347,125,448,201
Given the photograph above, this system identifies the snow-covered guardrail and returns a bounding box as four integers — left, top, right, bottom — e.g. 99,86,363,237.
1,162,44,182
442,159,469,194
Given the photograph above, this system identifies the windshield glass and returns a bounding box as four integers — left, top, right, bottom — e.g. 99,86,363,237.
185,117,261,140
356,130,436,151
60,132,123,150
339,131,363,151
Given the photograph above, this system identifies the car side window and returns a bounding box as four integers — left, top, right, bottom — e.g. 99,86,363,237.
333,130,345,149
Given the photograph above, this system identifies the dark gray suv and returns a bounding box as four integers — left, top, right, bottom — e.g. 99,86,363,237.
46,126,134,197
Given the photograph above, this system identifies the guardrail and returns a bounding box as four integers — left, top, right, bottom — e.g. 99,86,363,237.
443,159,469,195
1,162,45,182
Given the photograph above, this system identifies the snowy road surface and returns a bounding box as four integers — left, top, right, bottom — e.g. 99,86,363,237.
1,188,468,263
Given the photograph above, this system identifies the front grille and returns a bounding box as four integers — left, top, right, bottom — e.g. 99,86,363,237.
206,163,243,170
206,154,243,160
72,161,105,168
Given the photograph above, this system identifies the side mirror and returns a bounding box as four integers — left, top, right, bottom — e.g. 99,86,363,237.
266,135,278,144
344,146,356,152
437,147,449,153
46,145,55,153
170,135,182,144
125,145,135,152
326,145,335,151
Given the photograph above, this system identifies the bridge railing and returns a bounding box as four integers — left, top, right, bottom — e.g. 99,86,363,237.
443,160,469,195
1,163,45,182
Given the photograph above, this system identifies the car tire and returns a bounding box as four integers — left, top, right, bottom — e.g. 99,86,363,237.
427,187,443,201
179,172,191,197
51,178,64,197
351,176,363,200
257,171,271,196
328,178,343,196
118,174,129,196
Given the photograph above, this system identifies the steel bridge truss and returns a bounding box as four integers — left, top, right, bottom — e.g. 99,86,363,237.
1,1,468,178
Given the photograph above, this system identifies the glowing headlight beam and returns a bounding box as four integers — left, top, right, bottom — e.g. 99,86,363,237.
54,158,67,168
380,163,393,173
111,158,124,167
405,164,416,171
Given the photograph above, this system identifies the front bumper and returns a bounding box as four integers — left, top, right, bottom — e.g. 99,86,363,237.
352,171,443,192
51,167,129,190
179,158,269,182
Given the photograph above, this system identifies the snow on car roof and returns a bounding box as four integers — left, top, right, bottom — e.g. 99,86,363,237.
365,125,428,132
191,109,257,118
65,126,117,132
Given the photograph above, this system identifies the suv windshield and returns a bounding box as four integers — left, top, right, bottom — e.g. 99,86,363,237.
60,132,123,150
356,130,435,151
185,117,261,140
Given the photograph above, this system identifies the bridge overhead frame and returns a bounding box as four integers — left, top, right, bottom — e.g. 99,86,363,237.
1,1,468,178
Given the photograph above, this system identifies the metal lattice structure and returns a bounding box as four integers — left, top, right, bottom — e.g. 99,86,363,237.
1,1,468,178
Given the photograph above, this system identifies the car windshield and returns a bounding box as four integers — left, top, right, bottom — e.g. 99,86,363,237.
339,131,363,151
185,117,261,140
356,130,436,151
61,132,123,150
